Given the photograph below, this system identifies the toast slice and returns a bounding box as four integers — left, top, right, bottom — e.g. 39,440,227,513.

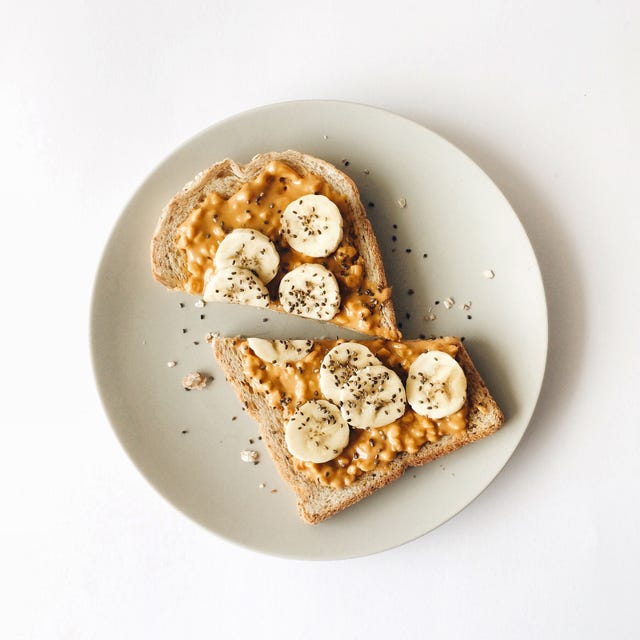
211,336,504,524
151,150,400,339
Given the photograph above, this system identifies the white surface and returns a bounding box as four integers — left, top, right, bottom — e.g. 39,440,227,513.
91,101,547,559
1,0,638,637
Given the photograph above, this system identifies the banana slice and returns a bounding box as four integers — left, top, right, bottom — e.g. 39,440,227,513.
214,228,280,283
319,343,381,404
203,266,270,307
282,194,343,257
339,365,406,429
284,400,350,463
406,350,467,419
247,338,314,365
278,263,341,320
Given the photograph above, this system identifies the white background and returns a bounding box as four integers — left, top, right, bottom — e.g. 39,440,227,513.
2,1,639,638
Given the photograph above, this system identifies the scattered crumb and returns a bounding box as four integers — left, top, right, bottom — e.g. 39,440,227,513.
205,331,220,342
443,297,455,309
259,483,266,489
240,450,260,464
397,198,407,208
193,341,199,346
270,489,278,494
363,168,370,175
461,301,472,311
424,310,437,321
341,159,350,166
182,371,209,391
167,361,177,368
323,134,328,140
483,269,495,279
194,299,206,308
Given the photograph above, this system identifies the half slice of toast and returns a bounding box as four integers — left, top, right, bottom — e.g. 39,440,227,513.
151,150,400,339
211,336,504,524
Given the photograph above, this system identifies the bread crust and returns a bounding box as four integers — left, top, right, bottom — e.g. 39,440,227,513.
212,337,504,524
151,150,398,338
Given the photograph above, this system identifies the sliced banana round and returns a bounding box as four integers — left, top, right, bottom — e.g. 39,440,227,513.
247,338,314,365
278,263,341,320
214,228,279,283
319,343,382,404
284,400,350,463
339,365,406,429
203,266,270,307
406,350,467,419
281,194,343,257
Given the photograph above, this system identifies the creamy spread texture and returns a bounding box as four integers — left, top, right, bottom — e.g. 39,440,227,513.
176,160,396,338
238,338,468,488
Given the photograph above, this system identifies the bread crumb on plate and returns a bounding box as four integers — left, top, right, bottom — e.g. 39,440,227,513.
182,371,209,390
240,450,260,464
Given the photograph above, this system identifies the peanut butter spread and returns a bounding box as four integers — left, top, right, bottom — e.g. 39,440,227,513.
176,161,396,338
238,338,468,488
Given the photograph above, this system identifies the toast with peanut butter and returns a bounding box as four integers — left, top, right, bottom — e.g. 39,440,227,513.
211,336,504,524
151,151,399,339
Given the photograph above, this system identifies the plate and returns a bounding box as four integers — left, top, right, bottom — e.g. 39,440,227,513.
91,100,547,560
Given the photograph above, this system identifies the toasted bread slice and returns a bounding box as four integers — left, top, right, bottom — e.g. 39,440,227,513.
211,336,504,524
151,150,399,339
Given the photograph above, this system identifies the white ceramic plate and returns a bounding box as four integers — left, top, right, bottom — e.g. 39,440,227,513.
91,100,547,560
